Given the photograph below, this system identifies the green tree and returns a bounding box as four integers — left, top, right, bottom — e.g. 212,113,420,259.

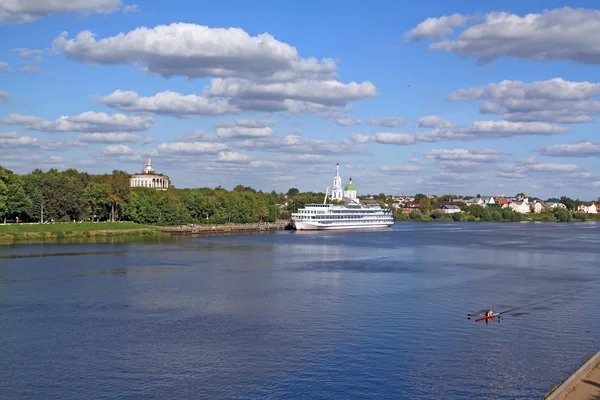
84,182,111,221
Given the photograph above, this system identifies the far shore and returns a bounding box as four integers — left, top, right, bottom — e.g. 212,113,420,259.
0,218,598,245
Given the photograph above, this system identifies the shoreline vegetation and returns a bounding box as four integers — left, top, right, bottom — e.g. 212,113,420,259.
0,166,598,244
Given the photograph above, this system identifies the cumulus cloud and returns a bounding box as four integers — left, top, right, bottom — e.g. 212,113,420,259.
99,80,375,117
447,78,600,124
52,23,338,82
98,90,238,117
1,0,122,23
424,148,506,162
215,151,252,163
216,126,274,139
404,14,472,42
75,132,154,144
1,111,154,132
90,143,146,163
497,158,581,180
235,134,363,155
335,116,362,126
0,90,9,101
0,132,40,148
213,119,276,128
349,132,417,145
535,141,600,157
418,120,567,142
0,61,12,73
368,117,407,127
57,24,376,115
417,115,453,128
411,8,600,65
205,78,377,111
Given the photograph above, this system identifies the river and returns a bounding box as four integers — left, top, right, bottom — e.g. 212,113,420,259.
1,222,599,399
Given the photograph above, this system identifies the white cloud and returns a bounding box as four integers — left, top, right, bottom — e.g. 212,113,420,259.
216,126,274,139
1,111,154,132
1,0,122,23
121,4,139,14
368,117,407,127
205,78,377,111
21,66,39,73
335,116,361,126
0,61,13,73
98,90,238,117
416,8,600,65
156,141,228,155
424,148,506,163
215,151,252,163
417,115,453,128
0,90,9,101
52,23,337,81
12,48,42,57
535,141,600,157
213,119,276,128
448,78,600,124
75,132,154,144
498,159,581,180
0,132,39,148
404,14,472,42
235,134,363,155
379,165,421,174
418,120,567,142
446,88,485,101
349,132,417,145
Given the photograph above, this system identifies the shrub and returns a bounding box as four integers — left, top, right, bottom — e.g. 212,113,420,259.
451,212,463,221
573,212,588,221
410,209,423,220
431,210,443,219
554,209,571,222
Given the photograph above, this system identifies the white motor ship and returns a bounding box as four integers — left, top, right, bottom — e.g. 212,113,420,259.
291,164,394,230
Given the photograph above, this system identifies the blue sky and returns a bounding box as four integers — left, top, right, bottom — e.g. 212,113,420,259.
1,0,599,200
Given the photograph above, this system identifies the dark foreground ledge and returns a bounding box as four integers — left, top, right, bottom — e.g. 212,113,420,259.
545,351,600,399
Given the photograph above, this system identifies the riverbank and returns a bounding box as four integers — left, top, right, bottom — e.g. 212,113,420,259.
155,220,291,235
0,221,292,243
0,222,163,243
545,351,600,399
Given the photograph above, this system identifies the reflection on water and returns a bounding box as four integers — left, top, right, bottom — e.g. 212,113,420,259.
0,222,598,399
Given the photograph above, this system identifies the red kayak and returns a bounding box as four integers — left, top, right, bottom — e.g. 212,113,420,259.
474,313,499,322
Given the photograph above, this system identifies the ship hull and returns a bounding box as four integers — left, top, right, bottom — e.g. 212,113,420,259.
293,221,394,230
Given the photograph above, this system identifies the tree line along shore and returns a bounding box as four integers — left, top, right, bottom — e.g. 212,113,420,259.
0,166,598,242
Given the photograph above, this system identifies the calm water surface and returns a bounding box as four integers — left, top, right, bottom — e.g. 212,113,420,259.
1,222,599,399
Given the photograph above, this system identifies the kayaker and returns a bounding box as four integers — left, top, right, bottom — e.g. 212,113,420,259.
485,309,494,317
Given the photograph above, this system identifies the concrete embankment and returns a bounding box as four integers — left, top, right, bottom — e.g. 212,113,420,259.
545,351,600,399
156,220,293,236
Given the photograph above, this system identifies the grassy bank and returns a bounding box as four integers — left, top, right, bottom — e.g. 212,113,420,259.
0,222,169,243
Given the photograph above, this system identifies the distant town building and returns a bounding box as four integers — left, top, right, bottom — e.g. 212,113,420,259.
129,155,170,190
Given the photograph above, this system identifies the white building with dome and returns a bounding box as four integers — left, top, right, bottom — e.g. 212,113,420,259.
129,155,170,190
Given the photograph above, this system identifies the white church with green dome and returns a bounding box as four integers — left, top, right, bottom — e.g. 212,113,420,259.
330,163,359,204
